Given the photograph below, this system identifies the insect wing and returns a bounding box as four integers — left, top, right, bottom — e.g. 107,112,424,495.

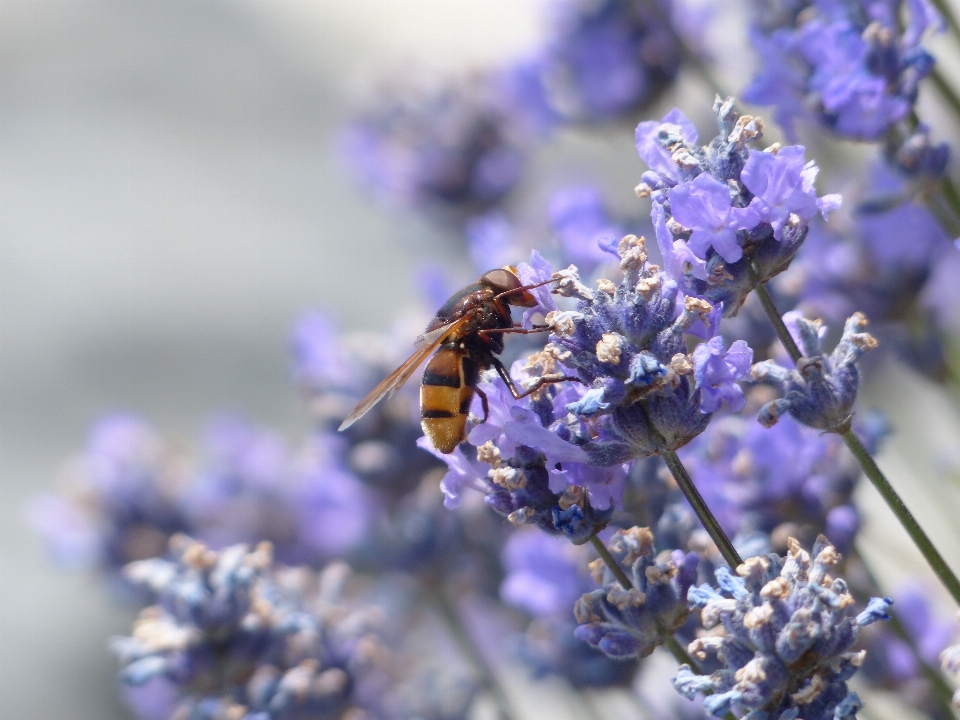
337,317,468,431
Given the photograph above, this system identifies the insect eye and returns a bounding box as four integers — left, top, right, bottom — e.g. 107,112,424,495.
481,267,520,293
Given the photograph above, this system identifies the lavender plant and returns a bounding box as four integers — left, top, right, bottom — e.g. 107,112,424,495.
28,1,960,717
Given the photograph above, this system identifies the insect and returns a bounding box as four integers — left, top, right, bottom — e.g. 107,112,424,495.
338,266,579,453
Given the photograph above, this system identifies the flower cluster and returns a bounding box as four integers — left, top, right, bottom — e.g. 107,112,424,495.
27,414,190,579
574,527,699,659
30,412,378,585
744,0,943,143
499,530,637,686
112,537,390,719
786,164,960,375
676,536,893,718
637,99,841,314
530,0,686,122
338,73,527,214
752,311,878,433
544,235,752,465
676,403,885,554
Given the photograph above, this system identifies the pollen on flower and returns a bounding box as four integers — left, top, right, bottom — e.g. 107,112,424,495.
618,234,648,271
595,277,616,295
791,674,825,705
545,310,583,336
490,465,526,490
476,440,501,468
553,266,594,299
596,333,624,365
743,603,773,628
508,507,536,525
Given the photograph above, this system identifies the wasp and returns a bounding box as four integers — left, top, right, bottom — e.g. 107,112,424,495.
338,266,578,453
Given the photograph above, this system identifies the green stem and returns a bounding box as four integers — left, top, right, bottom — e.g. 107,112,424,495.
431,590,518,720
664,635,696,667
938,174,960,234
841,430,960,607
753,277,960,607
752,280,803,364
929,0,960,45
662,449,744,568
931,66,960,122
589,534,634,589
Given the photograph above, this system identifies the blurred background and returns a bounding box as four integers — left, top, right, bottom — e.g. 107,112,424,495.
4,1,960,718
0,2,546,715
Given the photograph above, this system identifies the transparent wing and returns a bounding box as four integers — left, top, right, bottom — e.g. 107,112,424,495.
338,316,468,431
414,319,461,348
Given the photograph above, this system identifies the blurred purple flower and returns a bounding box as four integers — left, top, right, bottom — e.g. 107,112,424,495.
691,337,752,413
500,529,592,619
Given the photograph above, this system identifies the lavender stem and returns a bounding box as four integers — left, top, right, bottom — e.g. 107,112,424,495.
753,280,960,606
661,450,743,568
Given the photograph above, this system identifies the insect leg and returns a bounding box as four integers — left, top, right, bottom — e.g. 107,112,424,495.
492,358,582,401
477,325,550,338
474,386,489,423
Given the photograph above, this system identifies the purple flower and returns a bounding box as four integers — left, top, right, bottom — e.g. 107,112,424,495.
691,337,752,413
636,108,699,182
27,413,189,579
574,527,699,659
676,404,881,554
501,530,592,619
539,236,754,465
548,186,623,271
537,0,684,122
677,536,891,718
670,172,759,263
638,99,838,315
417,437,488,510
740,145,841,240
111,538,400,720
516,249,559,328
752,312,879,433
338,73,526,213
744,0,942,142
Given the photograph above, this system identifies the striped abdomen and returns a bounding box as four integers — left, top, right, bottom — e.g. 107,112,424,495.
420,348,479,454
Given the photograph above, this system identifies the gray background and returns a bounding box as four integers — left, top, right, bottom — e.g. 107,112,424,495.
3,2,960,718
0,2,544,715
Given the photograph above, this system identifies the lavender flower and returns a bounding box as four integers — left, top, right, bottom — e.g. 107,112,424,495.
537,0,686,122
27,413,189,579
676,404,882,554
500,530,637,686
181,415,373,565
637,100,840,315
574,527,699,658
420,435,614,545
548,186,624,273
544,235,752,465
744,0,943,142
860,583,957,714
338,73,525,214
111,537,388,719
501,529,593,619
675,536,892,718
752,312,878,433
